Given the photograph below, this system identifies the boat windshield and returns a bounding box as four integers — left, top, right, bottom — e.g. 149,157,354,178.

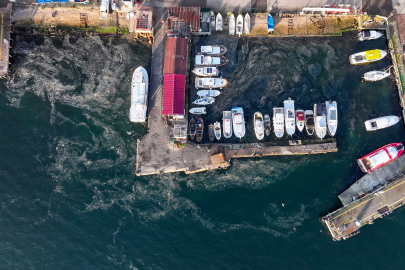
296,112,304,121
387,146,398,159
330,109,337,121
287,110,294,119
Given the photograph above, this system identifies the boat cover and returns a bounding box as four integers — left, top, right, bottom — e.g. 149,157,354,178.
267,14,274,31
316,103,327,116
329,109,337,120
296,111,305,121
306,116,315,126
366,49,381,60
369,150,390,166
201,46,221,54
363,30,371,37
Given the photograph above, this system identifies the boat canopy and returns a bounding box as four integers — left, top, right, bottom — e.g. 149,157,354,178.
204,78,215,86
234,114,242,124
369,150,390,166
296,111,305,121
366,49,381,60
363,30,371,37
201,46,220,54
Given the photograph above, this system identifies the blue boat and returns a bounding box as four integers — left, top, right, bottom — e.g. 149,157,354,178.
267,14,274,33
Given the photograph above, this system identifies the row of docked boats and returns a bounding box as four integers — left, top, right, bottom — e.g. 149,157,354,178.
194,45,228,67
214,13,251,36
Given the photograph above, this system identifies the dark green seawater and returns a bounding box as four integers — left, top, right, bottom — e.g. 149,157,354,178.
1,33,405,269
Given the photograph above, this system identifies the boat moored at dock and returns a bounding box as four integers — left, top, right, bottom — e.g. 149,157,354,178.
349,49,387,65
365,115,400,131
363,67,391,81
189,118,196,140
192,67,219,77
130,66,149,123
197,90,221,97
304,110,315,136
296,110,305,132
193,97,215,105
210,11,215,27
264,114,271,136
195,55,228,66
357,143,404,173
326,101,338,136
232,107,246,138
208,124,215,142
223,111,232,138
283,99,295,136
195,77,228,89
273,107,284,138
358,30,383,41
195,45,227,56
189,107,206,114
196,118,204,143
254,112,264,140
216,13,223,31
229,14,235,35
314,103,327,139
214,121,221,140
244,13,250,34
236,14,243,37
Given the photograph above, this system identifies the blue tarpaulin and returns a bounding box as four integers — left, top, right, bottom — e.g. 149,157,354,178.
267,14,274,32
36,0,44,3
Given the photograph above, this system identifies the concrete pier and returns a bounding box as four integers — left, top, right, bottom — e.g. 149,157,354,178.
0,4,12,78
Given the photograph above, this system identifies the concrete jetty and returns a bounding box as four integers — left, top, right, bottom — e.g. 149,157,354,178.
0,4,12,78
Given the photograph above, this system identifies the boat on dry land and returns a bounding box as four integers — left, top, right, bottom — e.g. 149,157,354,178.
244,14,250,34
357,143,404,173
365,116,400,131
229,14,235,35
216,13,223,31
210,11,215,27
195,77,228,89
195,45,227,56
223,111,232,138
236,14,243,36
192,67,219,77
349,49,387,65
195,55,228,66
196,118,204,143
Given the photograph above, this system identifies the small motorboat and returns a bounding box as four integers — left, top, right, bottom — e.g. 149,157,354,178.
284,98,295,136
365,116,400,131
189,107,206,114
189,118,196,140
232,107,245,138
244,13,250,34
192,67,219,77
216,13,223,31
314,103,327,139
197,90,221,97
236,14,243,37
130,66,149,123
357,143,404,173
264,114,271,136
196,118,204,143
223,111,232,138
195,45,227,56
273,107,284,138
214,121,221,140
254,112,264,140
208,124,215,142
349,49,387,65
267,14,274,34
326,101,338,136
304,110,315,136
229,13,235,35
363,66,391,81
296,109,305,132
111,0,118,11
193,97,215,105
358,30,383,41
210,11,215,27
195,77,228,89
195,55,228,66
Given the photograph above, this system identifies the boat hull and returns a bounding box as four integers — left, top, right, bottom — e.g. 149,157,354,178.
195,45,227,56
244,14,250,34
229,14,235,35
365,116,400,131
357,143,404,173
193,97,215,105
216,13,223,31
232,107,246,138
195,55,228,67
130,66,149,123
223,111,233,138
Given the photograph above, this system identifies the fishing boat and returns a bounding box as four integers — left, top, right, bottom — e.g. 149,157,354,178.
195,77,228,89
363,66,391,81
264,114,271,136
326,101,338,136
195,55,228,66
349,49,387,65
296,109,305,132
216,13,223,31
210,11,215,27
195,45,227,56
229,14,235,35
189,107,206,114
304,110,315,136
214,121,221,140
273,108,284,138
192,67,219,77
232,107,245,138
365,116,400,131
254,112,264,140
358,30,383,41
314,103,327,139
130,66,149,122
357,143,404,173
208,124,215,142
197,90,221,97
193,97,215,105
223,111,232,138
267,14,274,34
244,13,250,34
196,118,204,143
189,118,196,140
283,99,295,136
236,14,243,37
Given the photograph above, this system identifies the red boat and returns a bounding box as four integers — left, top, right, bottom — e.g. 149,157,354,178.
357,143,404,173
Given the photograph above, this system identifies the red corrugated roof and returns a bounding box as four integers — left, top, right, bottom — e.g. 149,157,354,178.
162,74,185,116
168,7,200,32
164,37,188,75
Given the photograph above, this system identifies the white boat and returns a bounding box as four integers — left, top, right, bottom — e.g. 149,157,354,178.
197,90,221,97
273,107,284,138
130,66,149,123
232,107,245,138
100,0,109,20
196,45,227,56
111,0,118,11
195,77,228,89
365,116,400,131
216,13,223,31
223,111,232,138
192,67,219,77
349,49,387,65
283,99,295,136
193,97,215,105
358,30,383,41
210,11,215,27
229,14,235,35
296,109,305,132
236,14,243,37
189,107,206,114
254,112,264,140
195,55,227,66
304,110,315,136
314,103,327,139
244,13,250,34
363,67,391,81
326,101,338,136
214,121,221,140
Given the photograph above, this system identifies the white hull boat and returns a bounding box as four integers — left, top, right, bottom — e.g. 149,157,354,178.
197,90,221,97
195,55,227,66
195,77,228,89
326,101,338,136
229,14,235,35
304,110,315,136
210,11,215,27
314,103,327,139
349,49,387,65
111,0,118,11
189,107,206,114
192,67,219,77
363,68,391,81
130,66,149,122
236,14,243,36
254,112,264,140
223,111,233,138
273,107,284,138
232,107,245,138
284,98,295,136
196,45,227,56
244,13,250,34
365,115,400,131
193,96,215,105
296,109,305,132
358,30,383,41
216,13,223,31
214,121,221,140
